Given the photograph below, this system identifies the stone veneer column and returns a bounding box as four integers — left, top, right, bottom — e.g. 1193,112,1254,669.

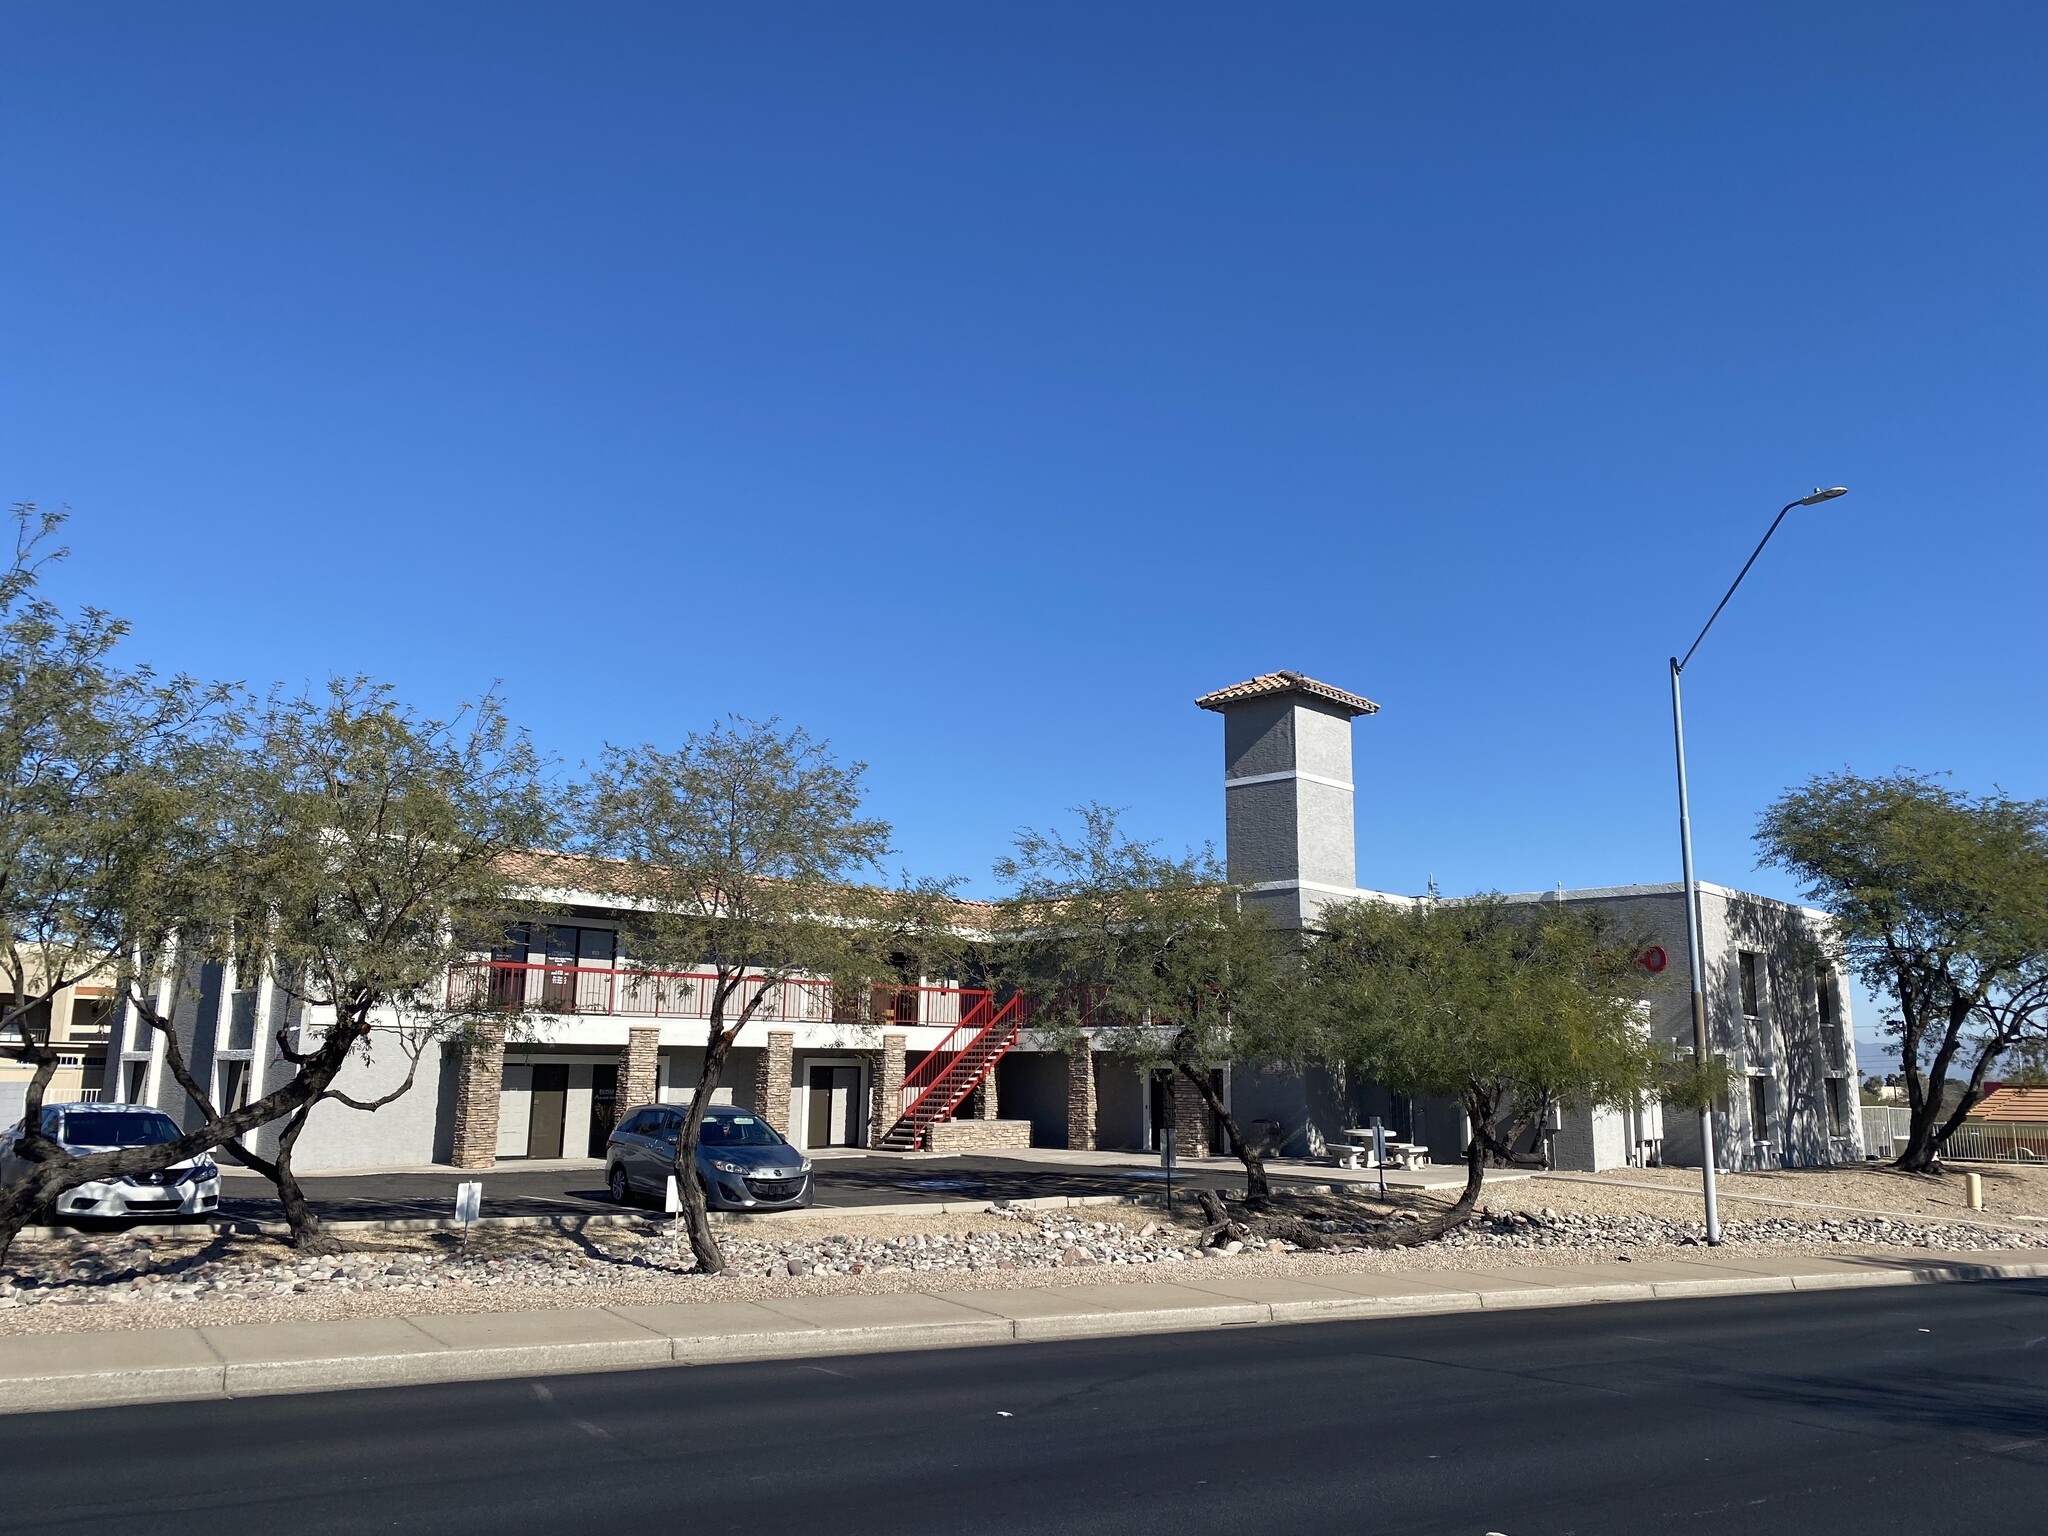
1066,1048,1097,1151
966,1067,999,1119
620,1026,659,1111
869,1033,906,1148
754,1031,795,1137
1168,1068,1211,1159
450,1023,507,1170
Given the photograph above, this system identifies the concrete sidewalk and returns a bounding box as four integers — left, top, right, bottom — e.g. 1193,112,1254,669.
5,1248,2045,1417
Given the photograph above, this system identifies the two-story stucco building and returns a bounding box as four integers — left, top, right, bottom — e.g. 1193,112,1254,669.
94,671,1860,1174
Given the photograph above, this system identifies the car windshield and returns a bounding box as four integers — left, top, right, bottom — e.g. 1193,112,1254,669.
699,1114,783,1147
56,1110,182,1148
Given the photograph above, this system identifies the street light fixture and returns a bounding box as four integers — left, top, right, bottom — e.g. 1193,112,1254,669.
1670,487,1848,1246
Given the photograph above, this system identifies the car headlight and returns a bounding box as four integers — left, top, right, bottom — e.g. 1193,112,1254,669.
172,1160,218,1184
710,1159,749,1174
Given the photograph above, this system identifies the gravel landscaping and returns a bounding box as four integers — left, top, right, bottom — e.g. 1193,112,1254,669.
5,1172,2047,1339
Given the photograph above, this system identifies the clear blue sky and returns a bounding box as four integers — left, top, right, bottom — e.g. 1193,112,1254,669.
5,5,2044,1069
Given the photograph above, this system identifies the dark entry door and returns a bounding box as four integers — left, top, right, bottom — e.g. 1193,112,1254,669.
528,1064,568,1158
806,1064,861,1148
587,1064,619,1157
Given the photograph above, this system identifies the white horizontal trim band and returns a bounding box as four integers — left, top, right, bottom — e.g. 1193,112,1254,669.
1246,878,1377,897
1223,769,1354,792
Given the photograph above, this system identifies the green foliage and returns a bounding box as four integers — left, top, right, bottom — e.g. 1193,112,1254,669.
993,804,1300,1074
227,679,564,1034
579,716,949,1020
1756,770,2048,1164
0,506,235,1037
1305,894,1689,1159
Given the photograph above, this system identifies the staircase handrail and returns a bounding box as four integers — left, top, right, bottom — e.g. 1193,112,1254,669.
896,991,993,1096
896,993,1026,1130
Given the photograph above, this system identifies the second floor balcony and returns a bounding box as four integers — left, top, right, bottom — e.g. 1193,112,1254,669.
445,960,984,1031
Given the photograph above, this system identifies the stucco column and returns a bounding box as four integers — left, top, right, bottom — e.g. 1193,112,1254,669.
620,1026,659,1111
1066,1048,1097,1151
755,1030,795,1136
450,1022,506,1170
869,1033,906,1148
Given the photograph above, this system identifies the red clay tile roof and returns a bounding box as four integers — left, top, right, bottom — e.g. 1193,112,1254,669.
1968,1086,2048,1123
1195,671,1379,717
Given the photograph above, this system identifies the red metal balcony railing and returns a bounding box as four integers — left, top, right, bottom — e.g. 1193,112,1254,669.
445,961,985,1028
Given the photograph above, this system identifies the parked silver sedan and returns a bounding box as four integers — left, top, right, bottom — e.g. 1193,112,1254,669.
0,1104,221,1218
605,1103,813,1210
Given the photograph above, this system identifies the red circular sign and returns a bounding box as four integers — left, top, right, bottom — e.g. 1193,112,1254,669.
1640,946,1668,974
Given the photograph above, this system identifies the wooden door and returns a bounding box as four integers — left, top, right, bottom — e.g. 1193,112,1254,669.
528,1064,568,1158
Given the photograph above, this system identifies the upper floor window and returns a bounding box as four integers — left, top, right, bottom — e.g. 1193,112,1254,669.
1816,972,1835,1025
1738,952,1761,1018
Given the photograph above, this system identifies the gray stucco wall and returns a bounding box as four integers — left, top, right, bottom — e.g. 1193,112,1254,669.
1499,886,1861,1171
287,1030,450,1171
995,1051,1070,1148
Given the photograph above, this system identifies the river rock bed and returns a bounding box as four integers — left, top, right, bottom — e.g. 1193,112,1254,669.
0,1212,1201,1310
3,1202,2043,1315
1411,1205,2048,1254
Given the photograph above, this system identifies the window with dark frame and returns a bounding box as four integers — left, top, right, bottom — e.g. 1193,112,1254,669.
1738,952,1760,1018
1826,1077,1849,1137
1749,1076,1771,1143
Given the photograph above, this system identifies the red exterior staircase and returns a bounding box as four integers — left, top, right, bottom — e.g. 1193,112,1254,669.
880,994,1026,1150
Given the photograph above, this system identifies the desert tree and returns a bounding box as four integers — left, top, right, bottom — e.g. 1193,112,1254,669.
994,804,1303,1206
0,507,238,1247
1,671,560,1264
579,717,956,1275
1756,770,2048,1172
121,680,564,1251
1304,893,1707,1241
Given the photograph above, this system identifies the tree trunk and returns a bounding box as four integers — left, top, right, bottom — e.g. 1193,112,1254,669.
149,1004,336,1251
269,1104,336,1254
1374,1126,1486,1248
1175,1059,1269,1208
1894,993,1976,1172
0,1015,366,1269
671,1026,738,1276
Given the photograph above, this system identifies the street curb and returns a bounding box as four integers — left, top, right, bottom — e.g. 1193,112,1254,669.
5,1257,2046,1416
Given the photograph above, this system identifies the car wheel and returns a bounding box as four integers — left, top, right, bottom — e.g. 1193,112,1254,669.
608,1163,633,1205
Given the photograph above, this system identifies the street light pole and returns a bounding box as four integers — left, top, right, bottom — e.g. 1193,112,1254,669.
1669,657,1722,1245
1669,486,1847,1248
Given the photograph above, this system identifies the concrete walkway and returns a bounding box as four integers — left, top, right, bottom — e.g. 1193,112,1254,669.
5,1248,2043,1417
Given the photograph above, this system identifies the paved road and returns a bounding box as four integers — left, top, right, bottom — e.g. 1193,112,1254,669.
210,1155,1301,1223
7,1284,2046,1534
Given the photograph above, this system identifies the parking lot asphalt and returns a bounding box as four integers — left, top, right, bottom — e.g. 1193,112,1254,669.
208,1154,1313,1224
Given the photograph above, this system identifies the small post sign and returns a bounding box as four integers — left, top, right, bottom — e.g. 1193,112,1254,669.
454,1180,482,1228
1160,1123,1176,1215
1370,1117,1387,1200
664,1174,682,1215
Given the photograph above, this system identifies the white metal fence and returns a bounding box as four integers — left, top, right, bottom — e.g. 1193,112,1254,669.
1860,1106,1910,1157
1941,1121,2048,1162
1858,1105,2048,1162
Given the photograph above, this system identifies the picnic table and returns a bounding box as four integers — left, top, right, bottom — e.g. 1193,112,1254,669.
1330,1127,1430,1170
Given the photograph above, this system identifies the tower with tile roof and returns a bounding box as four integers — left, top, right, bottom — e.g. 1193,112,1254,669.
1195,670,1377,927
